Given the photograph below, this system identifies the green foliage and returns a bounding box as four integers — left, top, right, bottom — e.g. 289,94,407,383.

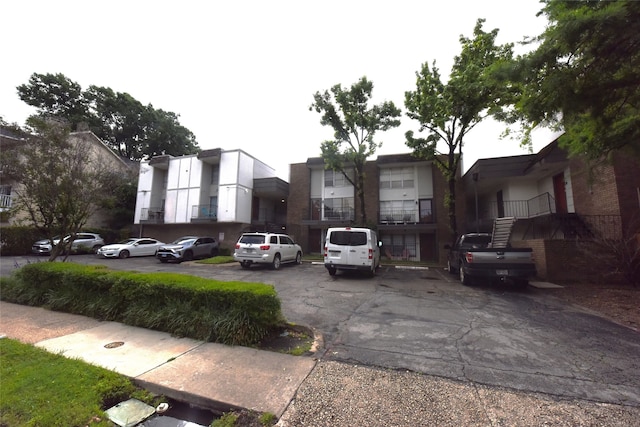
404,19,515,241
259,412,277,426
212,412,238,427
0,226,42,255
310,76,401,225
0,338,140,427
0,119,122,261
5,263,283,346
17,72,200,160
506,0,640,159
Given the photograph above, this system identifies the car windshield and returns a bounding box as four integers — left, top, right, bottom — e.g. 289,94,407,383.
172,238,195,245
461,236,491,249
119,239,138,245
240,235,266,244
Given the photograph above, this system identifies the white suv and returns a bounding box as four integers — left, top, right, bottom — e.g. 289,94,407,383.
233,232,303,270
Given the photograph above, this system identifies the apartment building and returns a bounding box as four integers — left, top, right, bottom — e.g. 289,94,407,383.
287,153,462,264
462,137,640,281
134,148,288,251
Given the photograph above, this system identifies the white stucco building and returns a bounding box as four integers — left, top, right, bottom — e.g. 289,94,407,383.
135,148,289,250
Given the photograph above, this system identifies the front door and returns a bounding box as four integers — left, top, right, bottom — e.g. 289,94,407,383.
553,172,568,214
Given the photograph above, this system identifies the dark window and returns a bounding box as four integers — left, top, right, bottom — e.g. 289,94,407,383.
329,231,367,246
240,235,266,244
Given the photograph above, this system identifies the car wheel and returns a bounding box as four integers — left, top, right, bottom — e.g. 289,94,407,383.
92,245,101,254
271,254,281,270
240,261,250,269
119,250,130,259
211,248,219,257
460,265,473,286
327,266,337,276
159,259,168,263
183,251,193,262
447,260,458,275
295,252,302,265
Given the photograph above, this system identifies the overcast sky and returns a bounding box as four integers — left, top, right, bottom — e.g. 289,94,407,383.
1,0,558,180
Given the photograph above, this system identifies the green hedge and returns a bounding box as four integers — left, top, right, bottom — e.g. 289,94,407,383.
2,262,283,346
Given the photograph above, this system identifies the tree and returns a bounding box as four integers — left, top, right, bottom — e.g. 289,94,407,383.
506,0,640,160
310,76,401,225
1,118,122,261
17,73,200,160
404,19,516,242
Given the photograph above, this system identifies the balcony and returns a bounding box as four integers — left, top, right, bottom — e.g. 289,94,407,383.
140,207,164,224
380,210,433,225
191,205,217,222
0,193,11,209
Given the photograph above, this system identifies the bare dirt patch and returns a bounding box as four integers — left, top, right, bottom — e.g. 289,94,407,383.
547,281,640,330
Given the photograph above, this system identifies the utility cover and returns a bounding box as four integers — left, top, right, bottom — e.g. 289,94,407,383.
105,399,155,427
139,415,206,426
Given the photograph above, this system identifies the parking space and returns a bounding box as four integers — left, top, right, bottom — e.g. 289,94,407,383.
2,254,639,407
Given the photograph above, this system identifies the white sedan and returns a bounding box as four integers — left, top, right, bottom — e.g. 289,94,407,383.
96,238,165,259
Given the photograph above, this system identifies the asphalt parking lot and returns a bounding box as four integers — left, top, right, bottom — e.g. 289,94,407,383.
2,254,639,407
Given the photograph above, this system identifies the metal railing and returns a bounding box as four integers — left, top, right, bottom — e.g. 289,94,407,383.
140,207,165,223
191,205,217,220
479,192,555,221
380,210,424,224
323,207,355,221
523,214,622,240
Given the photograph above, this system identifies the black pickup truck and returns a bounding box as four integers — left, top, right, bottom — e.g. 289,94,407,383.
445,233,537,288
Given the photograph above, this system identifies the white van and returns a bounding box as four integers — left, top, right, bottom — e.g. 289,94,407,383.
324,227,381,277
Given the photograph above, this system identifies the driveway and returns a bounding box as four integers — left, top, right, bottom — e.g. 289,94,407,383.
3,255,639,407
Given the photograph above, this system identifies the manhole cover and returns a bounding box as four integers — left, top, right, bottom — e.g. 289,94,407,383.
104,341,124,349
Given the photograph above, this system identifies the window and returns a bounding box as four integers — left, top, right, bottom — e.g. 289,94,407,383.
324,198,354,220
324,169,353,187
211,165,219,185
329,231,367,246
419,199,433,223
381,234,416,259
379,167,414,189
281,235,294,245
380,200,415,223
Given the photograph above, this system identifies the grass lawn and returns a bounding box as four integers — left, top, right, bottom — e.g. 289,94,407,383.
0,338,156,427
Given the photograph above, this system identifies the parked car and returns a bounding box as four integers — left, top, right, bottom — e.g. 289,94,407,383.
233,232,302,270
96,238,165,259
32,233,105,255
156,236,218,263
445,232,537,288
323,227,381,277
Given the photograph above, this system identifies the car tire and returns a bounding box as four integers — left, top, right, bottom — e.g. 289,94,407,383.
240,261,251,269
92,245,101,254
119,250,130,259
295,252,302,265
447,260,458,275
159,259,168,263
271,254,281,270
327,266,337,276
183,251,193,262
460,265,473,286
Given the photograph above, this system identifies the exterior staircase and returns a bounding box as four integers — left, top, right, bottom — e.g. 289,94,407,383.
489,217,516,248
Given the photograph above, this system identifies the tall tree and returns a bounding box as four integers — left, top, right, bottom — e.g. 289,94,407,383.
404,19,515,242
310,76,401,225
1,118,121,261
17,73,200,160
505,0,640,160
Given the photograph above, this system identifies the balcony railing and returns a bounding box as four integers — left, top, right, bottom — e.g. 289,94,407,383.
323,208,355,221
0,194,11,209
479,192,555,221
191,205,217,221
140,207,165,223
523,214,622,240
380,210,425,224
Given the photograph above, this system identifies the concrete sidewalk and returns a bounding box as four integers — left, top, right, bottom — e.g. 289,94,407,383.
0,301,316,418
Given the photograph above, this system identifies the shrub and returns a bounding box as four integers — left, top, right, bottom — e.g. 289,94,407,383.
5,263,283,346
0,226,42,256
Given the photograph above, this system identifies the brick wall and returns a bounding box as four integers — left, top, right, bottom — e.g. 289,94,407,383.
286,162,311,251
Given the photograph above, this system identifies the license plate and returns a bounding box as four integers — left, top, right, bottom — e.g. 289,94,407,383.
496,269,509,276
245,248,254,253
